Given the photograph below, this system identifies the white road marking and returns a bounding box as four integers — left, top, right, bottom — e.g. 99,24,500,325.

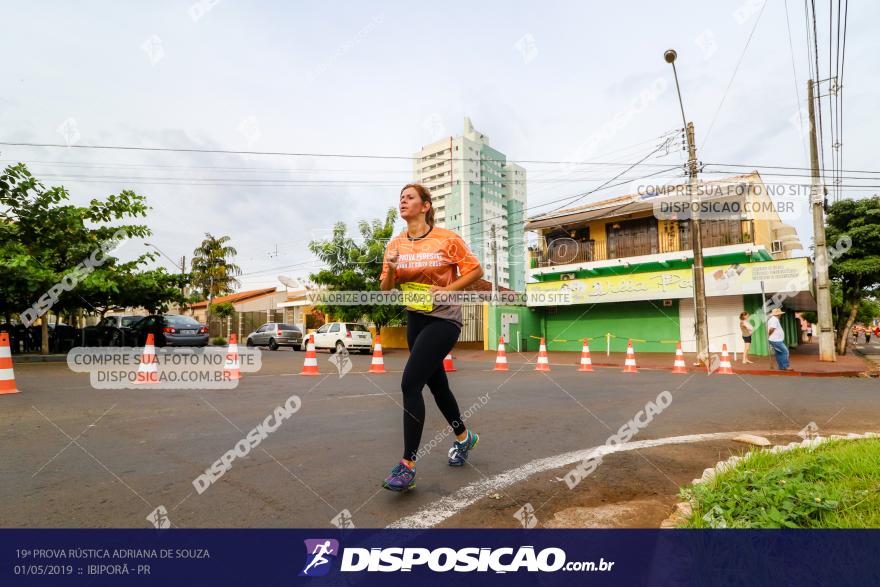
387,430,799,529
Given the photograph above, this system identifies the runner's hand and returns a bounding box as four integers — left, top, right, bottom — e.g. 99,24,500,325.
386,249,399,272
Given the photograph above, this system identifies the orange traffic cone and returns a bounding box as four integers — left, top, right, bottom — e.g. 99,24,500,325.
368,336,386,374
578,339,593,372
0,332,20,395
134,333,159,385
223,333,242,380
622,339,638,373
443,353,457,372
300,333,320,376
716,344,734,375
493,336,508,371
671,342,687,374
535,338,551,372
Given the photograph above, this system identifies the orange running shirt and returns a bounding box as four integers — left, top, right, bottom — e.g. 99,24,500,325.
381,226,481,326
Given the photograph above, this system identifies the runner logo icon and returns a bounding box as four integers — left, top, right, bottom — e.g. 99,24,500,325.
300,539,339,577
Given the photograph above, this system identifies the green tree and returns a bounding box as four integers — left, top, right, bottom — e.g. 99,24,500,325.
0,163,151,353
72,253,187,318
191,234,241,299
308,209,402,333
210,301,235,337
824,196,880,354
803,290,880,342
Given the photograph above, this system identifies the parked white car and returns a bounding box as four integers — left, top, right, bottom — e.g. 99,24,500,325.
311,322,373,354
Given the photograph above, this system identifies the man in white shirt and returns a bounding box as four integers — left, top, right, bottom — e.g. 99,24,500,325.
767,308,792,371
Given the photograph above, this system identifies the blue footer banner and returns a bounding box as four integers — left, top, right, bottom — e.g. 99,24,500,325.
1,529,878,585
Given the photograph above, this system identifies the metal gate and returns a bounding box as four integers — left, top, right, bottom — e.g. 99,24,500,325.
459,304,484,343
208,310,282,339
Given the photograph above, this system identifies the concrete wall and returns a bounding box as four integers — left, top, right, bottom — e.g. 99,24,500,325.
486,305,544,352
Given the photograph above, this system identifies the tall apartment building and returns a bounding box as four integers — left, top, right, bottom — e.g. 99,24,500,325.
413,118,527,291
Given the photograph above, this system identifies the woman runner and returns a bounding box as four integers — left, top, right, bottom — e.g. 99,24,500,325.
379,183,484,491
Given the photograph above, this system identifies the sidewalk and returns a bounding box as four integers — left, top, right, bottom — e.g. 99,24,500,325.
11,353,69,363
452,342,874,377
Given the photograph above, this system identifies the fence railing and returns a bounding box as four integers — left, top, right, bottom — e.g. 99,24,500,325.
208,310,283,340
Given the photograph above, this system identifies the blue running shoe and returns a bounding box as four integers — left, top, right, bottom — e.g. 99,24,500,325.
448,430,479,466
382,460,416,492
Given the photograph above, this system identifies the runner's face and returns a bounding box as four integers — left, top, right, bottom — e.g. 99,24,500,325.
399,188,428,221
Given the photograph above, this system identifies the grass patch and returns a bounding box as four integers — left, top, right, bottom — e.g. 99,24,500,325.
682,438,880,528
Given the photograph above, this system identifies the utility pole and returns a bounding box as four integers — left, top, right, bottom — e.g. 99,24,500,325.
180,255,187,299
808,79,836,361
665,49,709,365
686,121,710,366
490,224,499,293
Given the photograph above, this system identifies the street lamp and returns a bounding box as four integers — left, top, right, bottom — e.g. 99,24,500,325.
664,49,710,366
144,242,187,298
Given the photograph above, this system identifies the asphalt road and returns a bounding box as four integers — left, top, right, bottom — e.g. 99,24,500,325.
2,348,878,528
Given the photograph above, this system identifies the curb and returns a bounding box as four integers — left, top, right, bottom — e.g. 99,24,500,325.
12,354,69,364
661,431,880,528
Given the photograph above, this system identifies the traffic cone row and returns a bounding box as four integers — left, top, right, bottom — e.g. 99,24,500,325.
300,333,320,376
0,332,20,395
368,336,386,374
484,337,711,375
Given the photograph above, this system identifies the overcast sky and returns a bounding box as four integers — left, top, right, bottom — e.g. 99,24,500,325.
1,1,876,290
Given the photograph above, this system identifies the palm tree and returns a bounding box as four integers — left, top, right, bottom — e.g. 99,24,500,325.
191,233,242,300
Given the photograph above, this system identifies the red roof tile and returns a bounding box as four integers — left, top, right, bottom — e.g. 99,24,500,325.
190,287,278,309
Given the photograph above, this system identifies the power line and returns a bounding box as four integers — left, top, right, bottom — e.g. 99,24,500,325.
5,142,880,176
28,173,655,186
703,161,880,175
838,0,848,204
809,0,827,184
464,167,687,244
784,0,809,165
701,0,768,149
0,140,687,169
702,167,880,181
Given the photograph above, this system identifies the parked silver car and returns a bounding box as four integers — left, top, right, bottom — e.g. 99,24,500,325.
245,323,304,351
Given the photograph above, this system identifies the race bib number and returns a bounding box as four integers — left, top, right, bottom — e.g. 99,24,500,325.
400,282,433,312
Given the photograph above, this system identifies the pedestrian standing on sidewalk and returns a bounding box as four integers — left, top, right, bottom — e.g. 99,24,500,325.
865,326,872,345
378,183,484,492
739,312,754,364
767,308,792,371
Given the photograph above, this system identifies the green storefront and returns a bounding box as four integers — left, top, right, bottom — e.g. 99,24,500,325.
487,257,813,356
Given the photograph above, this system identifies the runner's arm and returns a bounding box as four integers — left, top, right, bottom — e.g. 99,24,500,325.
434,265,483,292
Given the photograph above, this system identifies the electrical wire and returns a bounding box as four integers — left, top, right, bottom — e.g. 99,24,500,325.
701,0,768,149
809,0,827,185
784,0,809,165
0,140,688,169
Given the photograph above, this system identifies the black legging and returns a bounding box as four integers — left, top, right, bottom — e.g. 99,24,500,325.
401,311,466,462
